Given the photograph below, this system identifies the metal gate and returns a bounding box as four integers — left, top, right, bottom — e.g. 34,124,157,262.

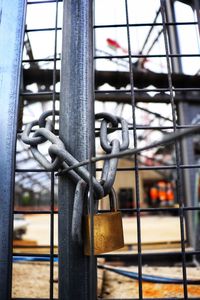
0,0,200,299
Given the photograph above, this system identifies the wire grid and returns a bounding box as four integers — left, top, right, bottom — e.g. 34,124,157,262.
12,0,200,299
94,0,200,299
13,0,61,299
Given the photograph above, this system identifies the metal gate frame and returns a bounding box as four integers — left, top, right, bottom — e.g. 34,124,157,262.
0,1,26,299
59,0,96,299
0,0,199,299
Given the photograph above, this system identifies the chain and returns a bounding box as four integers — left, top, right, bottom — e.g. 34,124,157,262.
98,115,129,195
22,110,129,196
21,110,200,244
21,110,129,243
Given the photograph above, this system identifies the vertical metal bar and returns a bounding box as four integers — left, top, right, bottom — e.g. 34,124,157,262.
165,0,195,249
164,0,183,73
124,1,143,299
50,1,59,299
59,0,95,299
160,1,188,298
0,1,26,299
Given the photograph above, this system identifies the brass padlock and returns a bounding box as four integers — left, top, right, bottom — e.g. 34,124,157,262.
84,188,124,255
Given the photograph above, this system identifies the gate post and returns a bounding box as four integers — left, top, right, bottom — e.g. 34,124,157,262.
59,0,96,299
0,1,26,299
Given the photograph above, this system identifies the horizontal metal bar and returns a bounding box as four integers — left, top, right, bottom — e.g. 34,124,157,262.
21,91,54,96
94,21,198,29
95,88,200,93
21,92,200,104
14,210,58,214
14,208,200,217
23,58,60,63
95,91,200,104
13,207,200,214
21,84,200,96
22,53,200,63
15,165,200,173
15,161,200,173
97,164,200,171
100,124,200,130
127,164,200,171
17,124,199,134
26,27,62,32
95,54,200,59
96,164,200,171
14,245,57,249
13,253,58,257
118,206,200,213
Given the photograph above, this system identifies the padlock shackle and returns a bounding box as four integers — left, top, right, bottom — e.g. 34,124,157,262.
109,188,118,212
85,187,118,214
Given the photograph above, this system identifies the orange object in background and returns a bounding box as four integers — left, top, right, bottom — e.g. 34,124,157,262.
149,181,175,207
157,181,167,205
150,187,158,205
150,187,158,199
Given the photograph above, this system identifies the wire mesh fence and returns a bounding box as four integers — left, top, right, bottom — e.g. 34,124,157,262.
13,1,62,299
0,0,199,299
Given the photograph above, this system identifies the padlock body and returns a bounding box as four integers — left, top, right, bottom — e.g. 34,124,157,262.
84,211,124,255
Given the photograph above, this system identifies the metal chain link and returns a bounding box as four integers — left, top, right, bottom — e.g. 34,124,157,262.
21,110,200,245
21,110,130,244
21,110,129,195
98,115,129,195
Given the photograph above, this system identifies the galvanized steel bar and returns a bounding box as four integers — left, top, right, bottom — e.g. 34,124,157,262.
0,1,26,299
165,0,195,248
59,0,95,299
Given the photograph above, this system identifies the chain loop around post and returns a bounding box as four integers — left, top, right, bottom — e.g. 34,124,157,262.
21,110,130,200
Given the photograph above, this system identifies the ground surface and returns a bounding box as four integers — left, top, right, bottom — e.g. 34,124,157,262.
13,262,58,298
12,214,199,298
102,266,200,299
13,263,200,298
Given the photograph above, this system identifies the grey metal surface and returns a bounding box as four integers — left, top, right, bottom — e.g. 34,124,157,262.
179,103,200,250
0,1,26,299
165,0,196,248
59,0,95,299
